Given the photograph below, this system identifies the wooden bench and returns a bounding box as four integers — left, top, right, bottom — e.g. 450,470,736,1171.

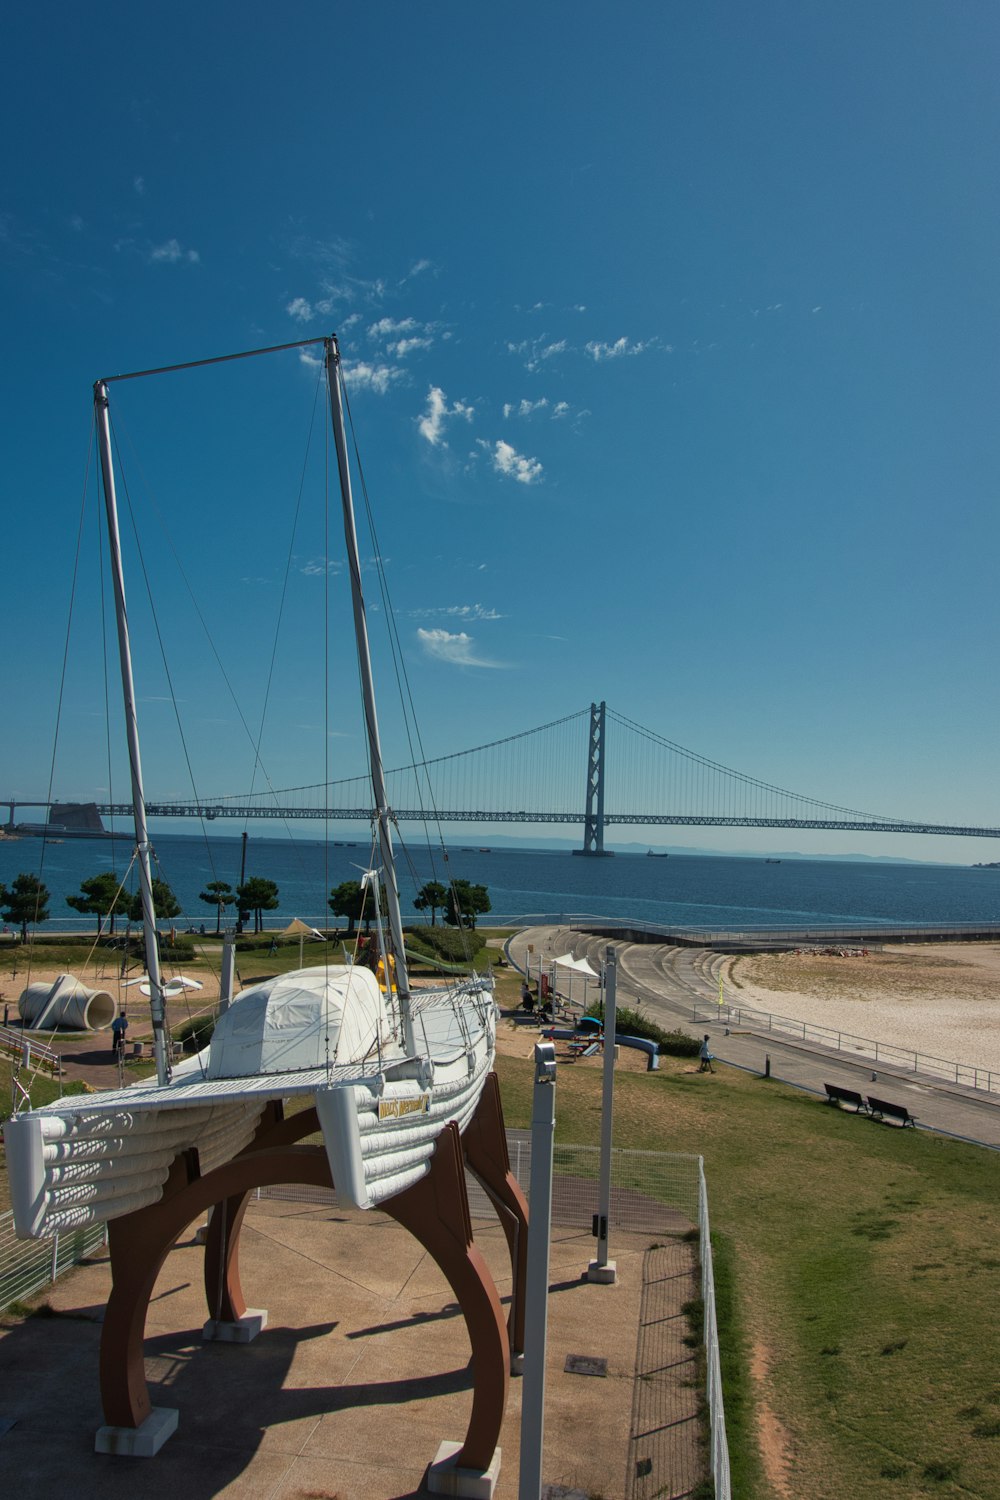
867,1095,917,1128
824,1082,868,1112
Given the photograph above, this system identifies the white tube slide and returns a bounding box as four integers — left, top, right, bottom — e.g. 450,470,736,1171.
18,974,116,1032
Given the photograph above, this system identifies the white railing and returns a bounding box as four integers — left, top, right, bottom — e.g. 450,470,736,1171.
0,1209,107,1307
0,1024,61,1073
699,1157,731,1499
694,998,999,1096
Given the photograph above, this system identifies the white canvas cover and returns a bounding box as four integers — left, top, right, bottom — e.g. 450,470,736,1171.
207,965,389,1078
552,953,598,978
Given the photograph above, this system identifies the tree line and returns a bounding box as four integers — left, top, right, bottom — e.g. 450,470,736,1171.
0,870,491,940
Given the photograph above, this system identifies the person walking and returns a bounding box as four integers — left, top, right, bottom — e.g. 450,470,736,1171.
699,1034,715,1073
111,1010,129,1061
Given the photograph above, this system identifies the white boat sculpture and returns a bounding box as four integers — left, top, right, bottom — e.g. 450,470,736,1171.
4,336,498,1239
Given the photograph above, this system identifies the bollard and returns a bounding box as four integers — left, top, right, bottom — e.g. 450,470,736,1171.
764,1053,771,1079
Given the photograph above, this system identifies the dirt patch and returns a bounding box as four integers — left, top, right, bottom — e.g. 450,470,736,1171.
750,1340,796,1499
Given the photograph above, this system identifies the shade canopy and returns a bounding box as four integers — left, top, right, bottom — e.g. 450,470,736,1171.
552,953,598,978
283,918,326,939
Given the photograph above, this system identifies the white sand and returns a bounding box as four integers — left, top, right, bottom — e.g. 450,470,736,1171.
729,944,1000,1079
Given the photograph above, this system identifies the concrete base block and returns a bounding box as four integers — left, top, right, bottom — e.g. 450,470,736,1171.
427,1440,501,1498
202,1308,268,1343
510,1350,524,1375
95,1406,178,1457
586,1258,618,1284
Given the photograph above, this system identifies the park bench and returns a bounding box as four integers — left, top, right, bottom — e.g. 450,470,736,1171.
867,1095,917,1128
824,1082,868,1113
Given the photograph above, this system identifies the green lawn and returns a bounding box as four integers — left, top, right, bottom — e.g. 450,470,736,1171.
496,1052,1000,1500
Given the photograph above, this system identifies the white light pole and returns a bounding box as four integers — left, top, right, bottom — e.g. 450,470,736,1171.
588,945,618,1284
518,1041,558,1500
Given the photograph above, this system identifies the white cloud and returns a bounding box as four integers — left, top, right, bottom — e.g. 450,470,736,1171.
482,439,543,485
410,603,504,621
298,347,323,370
287,296,313,322
502,397,549,419
584,336,652,361
387,336,432,357
507,337,568,371
301,558,344,576
552,401,570,419
418,386,475,446
406,258,432,279
133,176,145,196
370,316,418,338
343,360,406,395
417,628,502,668
150,238,199,264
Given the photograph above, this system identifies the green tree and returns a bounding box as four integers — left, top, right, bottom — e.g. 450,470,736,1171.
329,880,364,936
200,880,236,935
413,880,448,926
66,871,130,934
1,873,51,941
126,879,182,926
237,877,279,935
444,880,491,930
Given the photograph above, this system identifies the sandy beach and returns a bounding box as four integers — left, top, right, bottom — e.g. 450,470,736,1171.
729,943,1000,1076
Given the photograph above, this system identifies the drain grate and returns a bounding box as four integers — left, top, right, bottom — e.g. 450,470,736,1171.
564,1353,608,1377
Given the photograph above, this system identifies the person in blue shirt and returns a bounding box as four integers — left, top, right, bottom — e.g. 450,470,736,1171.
111,1011,129,1059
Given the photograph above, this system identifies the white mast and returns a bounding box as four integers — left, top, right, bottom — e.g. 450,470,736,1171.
325,338,416,1057
93,381,171,1087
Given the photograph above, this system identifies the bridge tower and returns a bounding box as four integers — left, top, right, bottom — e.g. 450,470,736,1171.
575,700,612,857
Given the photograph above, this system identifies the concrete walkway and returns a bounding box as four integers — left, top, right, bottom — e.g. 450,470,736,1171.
0,1195,704,1499
510,926,1000,1150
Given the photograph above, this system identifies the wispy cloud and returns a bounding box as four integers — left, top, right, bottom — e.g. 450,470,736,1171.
344,359,406,395
287,296,313,322
370,316,418,338
507,337,568,371
479,439,543,485
410,603,504,621
585,336,653,361
149,238,200,265
133,176,145,196
417,628,503,668
502,397,549,419
301,558,344,576
387,336,432,357
551,401,570,419
418,386,475,447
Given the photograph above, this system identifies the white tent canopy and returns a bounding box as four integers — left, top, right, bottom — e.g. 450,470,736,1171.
551,953,598,978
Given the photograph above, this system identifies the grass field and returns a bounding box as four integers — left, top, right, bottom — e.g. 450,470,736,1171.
495,1051,1000,1500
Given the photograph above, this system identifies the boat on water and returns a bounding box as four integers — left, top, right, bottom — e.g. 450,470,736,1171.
4,336,497,1239
646,849,669,858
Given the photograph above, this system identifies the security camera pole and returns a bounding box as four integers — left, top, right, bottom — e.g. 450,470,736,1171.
588,944,618,1283
518,1040,558,1500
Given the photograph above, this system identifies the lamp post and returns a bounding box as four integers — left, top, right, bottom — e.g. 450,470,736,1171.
518,1041,558,1500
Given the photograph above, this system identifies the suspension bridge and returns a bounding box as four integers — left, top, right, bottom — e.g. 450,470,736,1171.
7,703,1000,852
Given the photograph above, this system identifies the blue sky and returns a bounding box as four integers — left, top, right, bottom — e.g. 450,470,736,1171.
3,2,1000,863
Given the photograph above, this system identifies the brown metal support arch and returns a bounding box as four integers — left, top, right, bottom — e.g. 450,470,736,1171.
101,1122,508,1471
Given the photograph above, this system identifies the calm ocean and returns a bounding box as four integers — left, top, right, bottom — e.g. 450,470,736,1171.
1,832,998,934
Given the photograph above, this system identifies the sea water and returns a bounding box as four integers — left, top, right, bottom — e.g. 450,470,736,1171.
1,831,998,934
